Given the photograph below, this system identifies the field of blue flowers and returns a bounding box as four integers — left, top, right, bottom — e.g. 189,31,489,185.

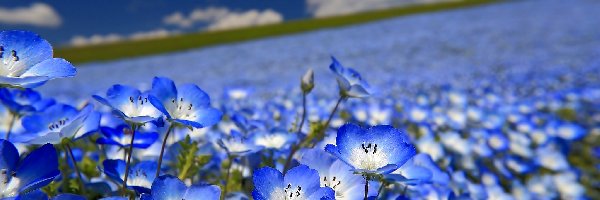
2,1,600,200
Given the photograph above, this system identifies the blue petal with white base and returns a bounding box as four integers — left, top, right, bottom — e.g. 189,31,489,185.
149,77,222,128
325,123,416,174
0,141,59,198
150,175,221,200
252,165,334,200
102,159,156,194
93,84,160,124
0,30,75,88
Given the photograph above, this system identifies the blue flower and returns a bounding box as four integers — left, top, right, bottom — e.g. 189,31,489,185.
218,130,263,156
96,127,159,149
14,104,100,144
252,165,335,200
329,56,370,98
0,88,55,115
251,129,297,150
148,77,222,128
0,139,60,198
0,30,76,88
51,193,86,200
325,123,416,174
102,159,157,193
300,148,374,199
93,84,161,124
389,153,449,185
146,175,221,200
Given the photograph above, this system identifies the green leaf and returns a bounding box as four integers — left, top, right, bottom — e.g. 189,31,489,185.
176,135,212,180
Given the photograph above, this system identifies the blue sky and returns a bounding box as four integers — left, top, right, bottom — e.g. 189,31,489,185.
0,0,436,47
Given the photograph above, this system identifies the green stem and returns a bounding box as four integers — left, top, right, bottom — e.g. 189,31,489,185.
4,112,17,140
322,96,344,135
156,124,175,177
283,95,344,173
222,156,234,200
65,143,86,193
297,92,307,134
376,181,385,198
121,125,137,195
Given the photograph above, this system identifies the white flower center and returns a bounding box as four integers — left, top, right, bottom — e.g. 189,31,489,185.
348,142,388,171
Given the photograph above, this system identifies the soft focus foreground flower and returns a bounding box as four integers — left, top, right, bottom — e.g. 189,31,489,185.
252,165,335,200
0,30,76,88
15,104,100,144
144,175,221,200
0,140,59,198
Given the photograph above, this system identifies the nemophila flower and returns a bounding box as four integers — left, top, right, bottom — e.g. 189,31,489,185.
406,105,430,124
143,175,221,200
0,140,59,198
252,165,335,200
96,127,159,149
218,130,263,156
487,132,509,152
535,147,569,171
0,88,55,115
102,159,157,193
13,104,100,144
325,123,416,174
300,148,373,200
51,193,86,200
93,84,161,124
0,30,76,88
389,153,449,185
252,129,297,150
552,122,586,141
329,56,370,98
148,77,222,128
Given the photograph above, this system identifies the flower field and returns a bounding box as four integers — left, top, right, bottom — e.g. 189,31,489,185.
2,0,600,200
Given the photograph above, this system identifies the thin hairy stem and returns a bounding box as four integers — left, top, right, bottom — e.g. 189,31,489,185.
156,124,175,177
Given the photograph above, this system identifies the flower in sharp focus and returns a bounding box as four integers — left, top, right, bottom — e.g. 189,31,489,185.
102,159,157,193
252,165,335,200
14,104,100,144
148,76,222,128
300,148,374,200
0,30,76,88
0,139,60,198
144,175,221,200
93,84,161,124
329,56,370,98
325,123,416,174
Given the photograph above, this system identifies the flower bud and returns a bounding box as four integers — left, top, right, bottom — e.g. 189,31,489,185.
301,68,314,93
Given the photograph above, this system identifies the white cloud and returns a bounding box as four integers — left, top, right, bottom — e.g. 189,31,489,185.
163,7,283,31
0,3,62,27
306,0,456,17
69,29,176,47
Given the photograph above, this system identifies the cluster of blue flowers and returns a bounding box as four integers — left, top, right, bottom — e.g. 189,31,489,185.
1,28,599,200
